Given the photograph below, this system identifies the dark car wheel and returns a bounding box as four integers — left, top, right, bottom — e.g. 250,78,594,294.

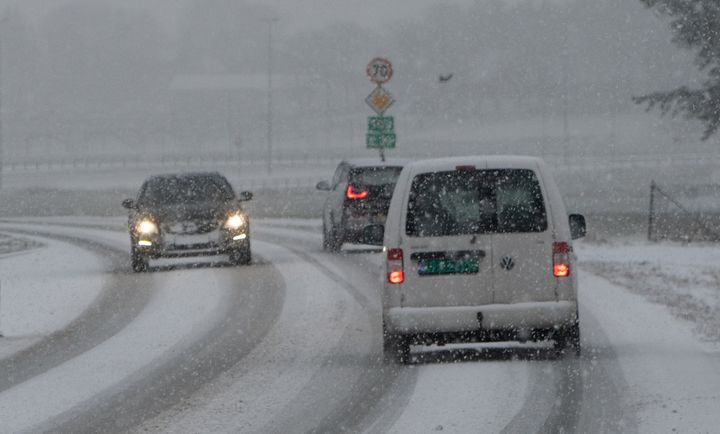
131,248,149,273
323,222,342,252
229,244,252,266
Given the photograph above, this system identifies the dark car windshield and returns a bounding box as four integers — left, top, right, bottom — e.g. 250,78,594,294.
349,166,403,186
138,176,234,206
406,169,547,237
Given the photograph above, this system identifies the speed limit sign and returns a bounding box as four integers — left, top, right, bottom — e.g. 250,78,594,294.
367,57,393,84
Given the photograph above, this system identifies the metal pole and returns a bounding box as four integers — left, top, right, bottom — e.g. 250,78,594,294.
0,279,3,337
265,19,277,174
648,180,655,241
561,16,570,162
0,18,4,192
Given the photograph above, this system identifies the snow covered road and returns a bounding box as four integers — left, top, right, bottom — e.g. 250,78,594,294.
0,219,718,433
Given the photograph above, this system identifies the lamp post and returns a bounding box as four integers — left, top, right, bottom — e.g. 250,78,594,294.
265,18,278,174
0,15,6,192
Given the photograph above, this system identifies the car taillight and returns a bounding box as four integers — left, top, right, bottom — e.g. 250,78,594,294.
553,242,571,277
387,248,404,284
346,185,369,199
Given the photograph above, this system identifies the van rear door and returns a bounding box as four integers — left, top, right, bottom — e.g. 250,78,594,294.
490,169,557,303
399,169,495,308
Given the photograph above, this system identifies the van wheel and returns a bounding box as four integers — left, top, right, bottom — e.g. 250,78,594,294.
554,322,581,357
383,332,410,364
131,249,149,273
323,222,342,252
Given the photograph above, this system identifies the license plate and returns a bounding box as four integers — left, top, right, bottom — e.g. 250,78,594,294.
417,257,480,275
171,233,213,246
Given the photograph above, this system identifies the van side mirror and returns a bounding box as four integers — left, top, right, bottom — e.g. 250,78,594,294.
569,214,586,240
316,180,331,191
122,199,135,210
361,224,385,246
238,191,253,201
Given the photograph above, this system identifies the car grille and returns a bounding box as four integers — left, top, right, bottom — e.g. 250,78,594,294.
165,220,220,235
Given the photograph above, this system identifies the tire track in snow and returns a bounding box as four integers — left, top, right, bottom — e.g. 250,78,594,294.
0,225,153,393
0,222,286,434
39,257,285,434
252,228,418,434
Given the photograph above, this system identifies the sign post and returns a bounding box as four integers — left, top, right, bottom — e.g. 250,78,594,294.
0,280,3,338
365,57,396,161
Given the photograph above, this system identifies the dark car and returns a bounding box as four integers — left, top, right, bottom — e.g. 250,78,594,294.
316,159,405,251
122,172,253,272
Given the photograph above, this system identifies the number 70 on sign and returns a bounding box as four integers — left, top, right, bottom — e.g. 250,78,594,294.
367,57,393,84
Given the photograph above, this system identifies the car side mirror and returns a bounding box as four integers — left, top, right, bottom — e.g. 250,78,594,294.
361,224,385,246
238,191,253,201
122,199,135,210
569,214,586,240
316,180,331,191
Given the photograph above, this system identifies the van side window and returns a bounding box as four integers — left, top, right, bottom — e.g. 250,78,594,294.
406,169,547,237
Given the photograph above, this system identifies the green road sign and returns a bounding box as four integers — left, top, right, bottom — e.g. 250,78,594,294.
368,116,394,134
367,132,396,149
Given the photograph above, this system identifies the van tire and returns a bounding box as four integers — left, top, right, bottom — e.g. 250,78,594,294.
554,322,581,357
383,332,410,364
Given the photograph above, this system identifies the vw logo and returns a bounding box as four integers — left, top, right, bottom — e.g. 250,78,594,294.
500,256,515,271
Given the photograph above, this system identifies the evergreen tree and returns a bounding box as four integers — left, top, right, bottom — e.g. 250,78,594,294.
634,0,720,139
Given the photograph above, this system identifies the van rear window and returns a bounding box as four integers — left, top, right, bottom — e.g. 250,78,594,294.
406,169,547,237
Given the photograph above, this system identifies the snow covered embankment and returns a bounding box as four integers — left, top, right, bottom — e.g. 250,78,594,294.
0,234,104,358
578,239,720,343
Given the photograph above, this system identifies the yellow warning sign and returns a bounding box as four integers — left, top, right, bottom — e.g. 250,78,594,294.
365,86,395,115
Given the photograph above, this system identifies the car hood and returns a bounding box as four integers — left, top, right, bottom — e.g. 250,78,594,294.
140,202,232,224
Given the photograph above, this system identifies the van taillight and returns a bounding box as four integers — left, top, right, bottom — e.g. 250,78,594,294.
387,248,404,284
553,242,571,277
346,185,369,199
388,248,403,260
389,271,404,284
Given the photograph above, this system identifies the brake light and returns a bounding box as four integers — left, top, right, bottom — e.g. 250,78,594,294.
389,271,404,284
387,248,404,284
346,185,369,199
553,242,571,277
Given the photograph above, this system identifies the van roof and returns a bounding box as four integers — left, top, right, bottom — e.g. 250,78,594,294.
405,155,544,173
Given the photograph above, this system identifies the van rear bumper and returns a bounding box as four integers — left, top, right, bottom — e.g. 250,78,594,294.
385,301,577,334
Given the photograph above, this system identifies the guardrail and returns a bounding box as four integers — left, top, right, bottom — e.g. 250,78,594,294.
5,152,720,173
2,155,341,173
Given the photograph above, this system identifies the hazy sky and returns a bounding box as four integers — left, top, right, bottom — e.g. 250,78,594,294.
15,0,478,34
261,0,477,30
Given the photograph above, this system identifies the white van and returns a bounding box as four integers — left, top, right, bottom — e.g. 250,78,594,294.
379,156,586,363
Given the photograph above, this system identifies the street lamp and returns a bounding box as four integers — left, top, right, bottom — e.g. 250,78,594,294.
265,18,278,174
0,14,6,192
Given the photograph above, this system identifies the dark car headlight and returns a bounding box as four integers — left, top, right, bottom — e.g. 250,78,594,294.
224,213,247,231
135,219,159,235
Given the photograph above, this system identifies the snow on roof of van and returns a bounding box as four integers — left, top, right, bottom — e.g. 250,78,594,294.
406,155,543,172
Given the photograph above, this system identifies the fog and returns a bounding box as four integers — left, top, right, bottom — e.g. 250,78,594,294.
0,0,706,167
